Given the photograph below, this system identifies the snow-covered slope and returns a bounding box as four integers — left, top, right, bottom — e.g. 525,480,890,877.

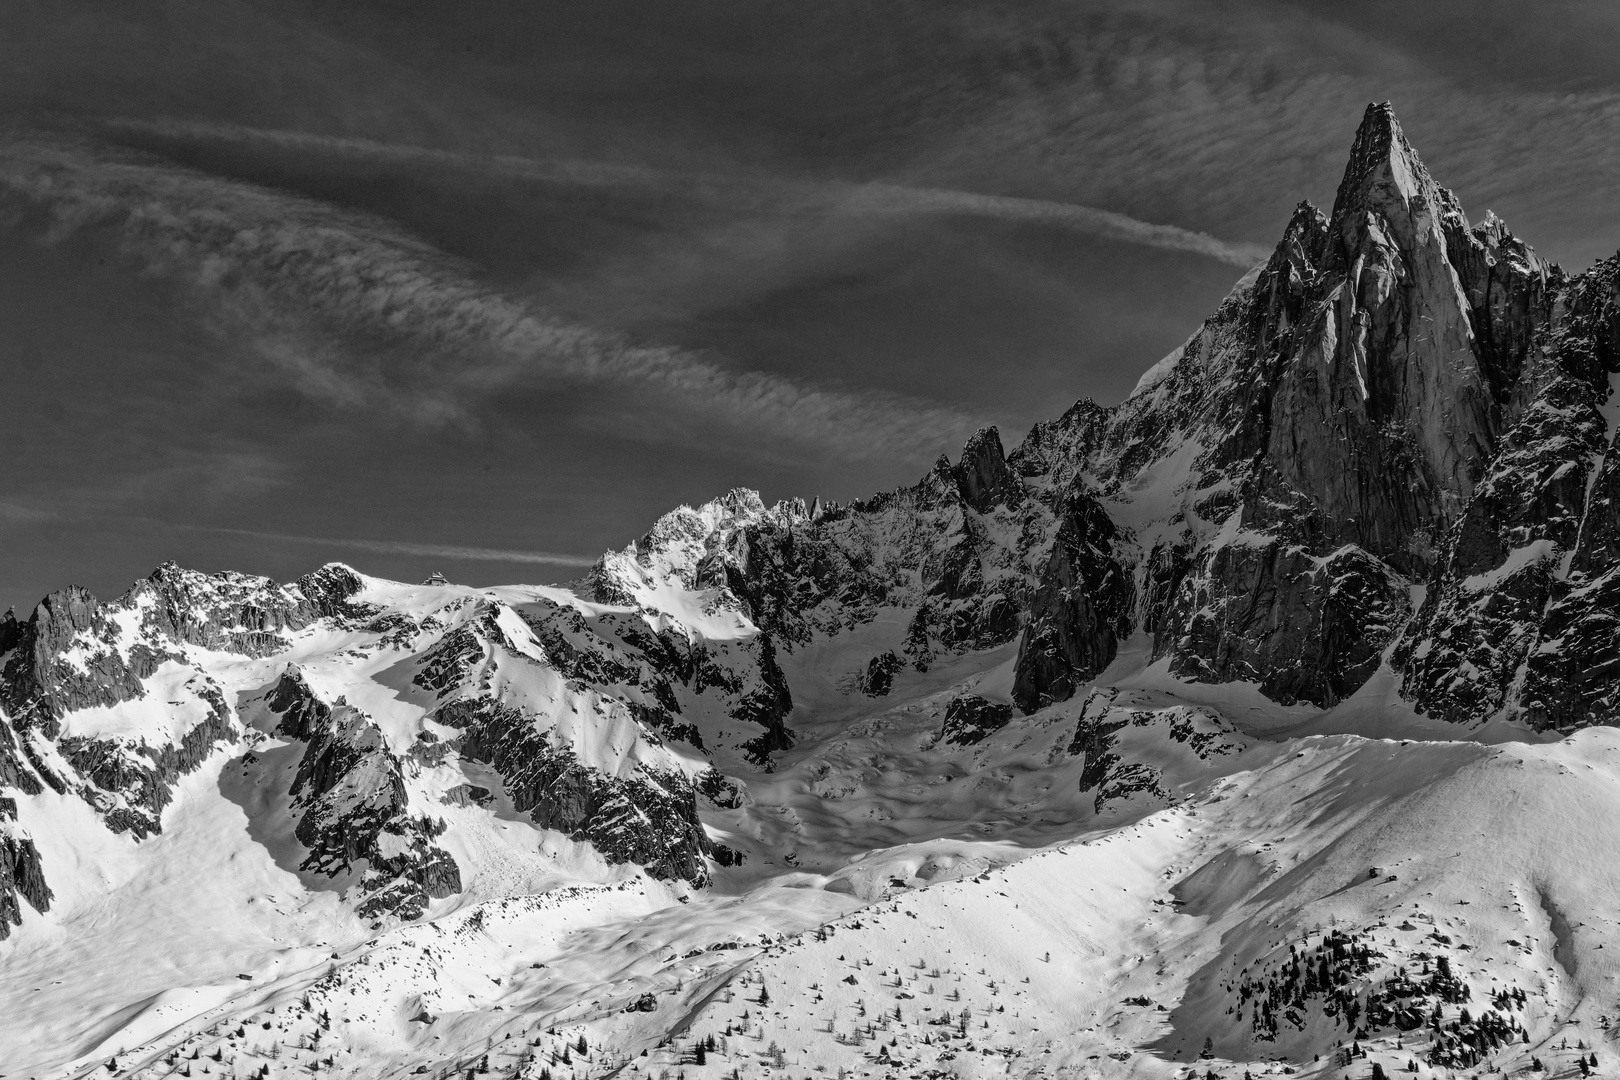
7,102,1620,1080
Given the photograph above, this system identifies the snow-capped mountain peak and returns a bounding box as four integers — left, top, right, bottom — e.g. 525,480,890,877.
7,104,1620,1080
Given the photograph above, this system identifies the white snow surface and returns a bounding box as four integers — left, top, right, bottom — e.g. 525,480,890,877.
3,563,1619,1080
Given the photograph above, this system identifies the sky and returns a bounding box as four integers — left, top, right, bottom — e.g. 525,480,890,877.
4,0,1620,612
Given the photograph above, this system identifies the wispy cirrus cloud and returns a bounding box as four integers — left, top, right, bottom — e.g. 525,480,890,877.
0,502,54,525
0,131,976,461
98,117,1270,267
892,2,1620,265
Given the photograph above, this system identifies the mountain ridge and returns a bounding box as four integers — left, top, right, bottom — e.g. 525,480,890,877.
5,102,1620,1080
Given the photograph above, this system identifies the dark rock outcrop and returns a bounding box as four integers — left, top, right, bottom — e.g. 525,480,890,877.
407,594,761,883
951,427,1022,513
0,564,351,839
1067,691,1240,812
0,797,50,940
59,678,235,838
733,632,795,761
939,694,1013,746
443,697,716,885
267,668,462,921
1012,489,1131,714
1394,249,1620,729
0,562,365,735
1167,540,1408,708
857,652,904,698
1509,260,1620,729
1066,692,1167,814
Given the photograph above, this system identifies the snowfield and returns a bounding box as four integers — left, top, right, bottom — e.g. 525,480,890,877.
4,592,1620,1080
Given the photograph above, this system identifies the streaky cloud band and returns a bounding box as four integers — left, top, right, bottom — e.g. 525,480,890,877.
0,129,975,462
97,117,1268,267
165,521,599,567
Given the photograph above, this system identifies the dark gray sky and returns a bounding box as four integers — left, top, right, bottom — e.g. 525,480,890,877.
5,0,1620,612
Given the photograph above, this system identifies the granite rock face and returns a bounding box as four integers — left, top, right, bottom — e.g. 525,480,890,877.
1258,104,1499,576
952,427,1024,513
587,427,1125,714
0,796,49,939
1117,104,1620,728
1012,488,1131,714
992,103,1620,721
1166,541,1408,708
1125,103,1508,703
1425,255,1620,730
448,697,720,884
413,598,744,886
266,669,462,922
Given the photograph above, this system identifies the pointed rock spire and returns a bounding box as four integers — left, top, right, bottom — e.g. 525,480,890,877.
1254,201,1330,334
1330,102,1437,226
952,426,1021,512
1252,101,1493,575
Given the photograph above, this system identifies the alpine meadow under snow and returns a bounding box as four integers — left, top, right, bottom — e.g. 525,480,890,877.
9,104,1620,1080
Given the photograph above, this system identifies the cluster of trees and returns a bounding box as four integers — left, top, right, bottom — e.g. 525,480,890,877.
148,1001,347,1078
1335,1038,1371,1066
1426,1001,1527,1067
688,1034,719,1065
1364,955,1470,1032
1490,985,1528,1012
1230,927,1516,1061
1233,931,1380,1040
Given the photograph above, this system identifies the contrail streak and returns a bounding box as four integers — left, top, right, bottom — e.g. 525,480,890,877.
844,183,1271,267
179,523,599,567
